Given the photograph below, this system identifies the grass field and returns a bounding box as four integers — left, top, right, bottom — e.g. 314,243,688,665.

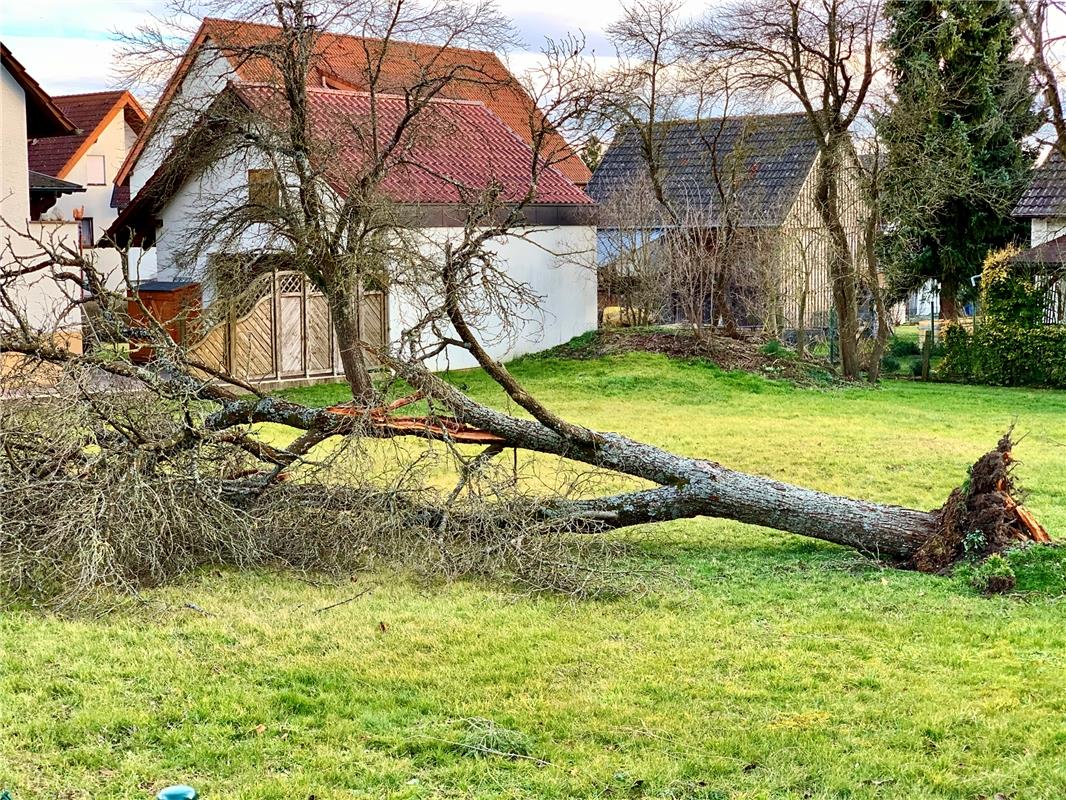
2,353,1065,799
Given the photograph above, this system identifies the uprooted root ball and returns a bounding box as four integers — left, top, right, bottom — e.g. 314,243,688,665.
912,434,1050,573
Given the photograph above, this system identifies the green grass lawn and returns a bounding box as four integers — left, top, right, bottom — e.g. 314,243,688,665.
3,354,1066,799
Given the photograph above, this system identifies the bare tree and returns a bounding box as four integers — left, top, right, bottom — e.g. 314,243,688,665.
688,0,881,379
594,1,785,338
595,173,671,326
1018,0,1066,154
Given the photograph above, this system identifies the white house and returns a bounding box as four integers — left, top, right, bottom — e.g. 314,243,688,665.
28,90,149,288
104,19,597,383
1,43,85,344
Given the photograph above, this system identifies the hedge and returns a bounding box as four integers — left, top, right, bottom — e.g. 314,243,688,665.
938,247,1066,388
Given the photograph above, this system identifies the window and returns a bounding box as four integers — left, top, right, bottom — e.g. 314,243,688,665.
85,155,106,185
78,217,95,248
247,169,280,212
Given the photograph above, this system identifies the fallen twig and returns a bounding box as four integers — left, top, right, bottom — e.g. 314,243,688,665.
313,587,372,614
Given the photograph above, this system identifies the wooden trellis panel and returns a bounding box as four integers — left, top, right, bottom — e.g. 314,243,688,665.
188,270,385,385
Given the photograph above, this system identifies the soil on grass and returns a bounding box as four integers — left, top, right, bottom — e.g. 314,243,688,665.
544,327,839,386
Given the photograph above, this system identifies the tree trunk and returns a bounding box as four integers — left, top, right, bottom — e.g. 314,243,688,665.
814,133,862,379
385,361,1050,571
329,288,376,403
863,208,891,384
940,273,959,321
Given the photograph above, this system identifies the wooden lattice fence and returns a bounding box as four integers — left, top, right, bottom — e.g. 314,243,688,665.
189,271,386,385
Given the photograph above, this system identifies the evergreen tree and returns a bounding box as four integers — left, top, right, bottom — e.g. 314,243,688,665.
581,134,604,172
880,0,1038,319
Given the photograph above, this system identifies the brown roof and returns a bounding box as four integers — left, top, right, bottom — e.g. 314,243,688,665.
115,17,590,187
1,43,78,138
28,91,147,179
1012,234,1066,266
105,84,591,247
236,84,592,205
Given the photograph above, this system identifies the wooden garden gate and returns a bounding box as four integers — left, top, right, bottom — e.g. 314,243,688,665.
189,270,386,385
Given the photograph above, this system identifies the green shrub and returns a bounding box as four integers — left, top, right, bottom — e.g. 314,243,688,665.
941,320,1066,387
888,336,921,357
969,553,1017,595
940,322,974,380
880,355,901,374
938,247,1066,388
760,339,794,359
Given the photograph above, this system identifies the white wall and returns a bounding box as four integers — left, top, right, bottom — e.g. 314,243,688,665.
131,43,236,197
151,148,265,298
1,63,80,333
44,108,154,288
152,167,598,368
1031,217,1066,247
391,226,598,371
1,64,30,228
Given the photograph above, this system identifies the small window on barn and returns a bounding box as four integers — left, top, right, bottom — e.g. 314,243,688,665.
85,155,106,185
247,169,280,214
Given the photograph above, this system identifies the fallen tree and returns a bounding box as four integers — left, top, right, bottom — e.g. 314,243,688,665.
0,0,1053,607
1,305,1050,583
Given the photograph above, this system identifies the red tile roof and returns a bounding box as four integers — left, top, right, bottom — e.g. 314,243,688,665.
237,84,591,205
116,17,590,187
28,91,146,179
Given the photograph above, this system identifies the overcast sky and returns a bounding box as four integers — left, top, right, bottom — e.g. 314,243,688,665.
0,0,683,97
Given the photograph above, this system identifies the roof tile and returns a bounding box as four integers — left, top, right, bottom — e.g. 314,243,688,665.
203,18,589,185
1014,150,1066,218
587,114,821,227
28,91,145,178
235,84,591,205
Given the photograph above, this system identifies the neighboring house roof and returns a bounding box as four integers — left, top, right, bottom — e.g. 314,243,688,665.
1012,233,1066,267
1013,150,1066,218
1,43,78,138
28,91,147,179
111,183,131,209
587,113,822,227
105,85,591,247
115,17,590,188
28,170,85,196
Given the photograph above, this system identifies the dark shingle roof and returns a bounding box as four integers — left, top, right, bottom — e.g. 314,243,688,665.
111,182,130,209
1014,150,1066,218
28,170,84,195
587,113,821,227
1012,233,1066,266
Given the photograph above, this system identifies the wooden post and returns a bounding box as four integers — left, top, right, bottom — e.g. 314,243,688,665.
225,301,237,376
301,274,310,379
921,329,933,381
271,270,282,380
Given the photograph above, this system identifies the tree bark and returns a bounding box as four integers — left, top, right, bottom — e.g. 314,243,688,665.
383,358,1046,570
328,288,376,403
940,273,959,321
814,133,862,380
